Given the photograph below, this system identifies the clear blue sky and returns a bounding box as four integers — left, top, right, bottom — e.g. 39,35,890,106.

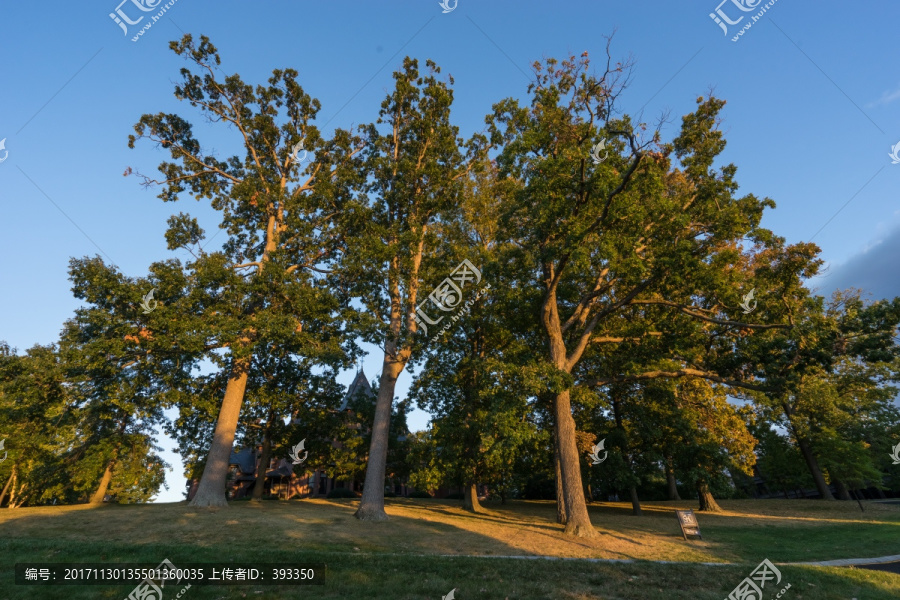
1,1,899,502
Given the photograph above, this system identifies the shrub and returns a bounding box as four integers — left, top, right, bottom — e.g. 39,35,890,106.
445,493,464,500
408,490,432,499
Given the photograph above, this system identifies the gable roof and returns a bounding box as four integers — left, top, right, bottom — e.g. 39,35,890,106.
339,369,375,411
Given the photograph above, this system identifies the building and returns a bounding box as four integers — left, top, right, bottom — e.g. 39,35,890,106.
185,368,411,501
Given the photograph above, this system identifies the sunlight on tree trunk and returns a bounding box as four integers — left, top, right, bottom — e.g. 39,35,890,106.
697,481,722,512
555,390,597,538
355,357,403,522
0,466,15,507
190,356,250,508
89,461,115,505
463,482,482,513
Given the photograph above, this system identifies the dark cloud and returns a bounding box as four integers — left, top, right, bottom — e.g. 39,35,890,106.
809,225,900,302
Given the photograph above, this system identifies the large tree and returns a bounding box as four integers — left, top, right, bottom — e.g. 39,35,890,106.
487,49,817,536
127,34,358,507
341,58,471,521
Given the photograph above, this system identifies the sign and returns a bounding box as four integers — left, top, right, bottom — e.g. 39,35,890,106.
675,509,702,540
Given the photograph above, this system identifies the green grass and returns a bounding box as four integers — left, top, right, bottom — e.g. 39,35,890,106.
0,498,897,599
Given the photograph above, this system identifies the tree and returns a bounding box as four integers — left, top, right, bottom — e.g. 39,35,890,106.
0,343,73,507
747,291,900,499
486,48,813,535
341,57,470,521
126,34,358,507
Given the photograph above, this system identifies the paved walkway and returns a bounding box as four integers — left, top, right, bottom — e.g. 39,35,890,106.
425,553,900,569
337,549,900,570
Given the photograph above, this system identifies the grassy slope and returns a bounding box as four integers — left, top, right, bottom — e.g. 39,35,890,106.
0,498,897,599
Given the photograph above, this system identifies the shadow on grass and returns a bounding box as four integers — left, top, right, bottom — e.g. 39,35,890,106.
1,537,897,600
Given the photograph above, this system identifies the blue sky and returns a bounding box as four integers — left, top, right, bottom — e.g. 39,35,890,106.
1,1,899,502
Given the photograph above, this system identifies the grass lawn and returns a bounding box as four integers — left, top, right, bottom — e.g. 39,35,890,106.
0,497,897,599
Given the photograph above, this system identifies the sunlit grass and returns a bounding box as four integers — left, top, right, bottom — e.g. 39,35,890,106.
0,498,897,598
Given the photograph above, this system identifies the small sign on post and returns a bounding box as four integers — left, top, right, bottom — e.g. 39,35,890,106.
675,509,702,540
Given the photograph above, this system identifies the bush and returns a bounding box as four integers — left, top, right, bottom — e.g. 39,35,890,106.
326,488,359,499
384,491,397,498
445,493,464,500
408,490,432,499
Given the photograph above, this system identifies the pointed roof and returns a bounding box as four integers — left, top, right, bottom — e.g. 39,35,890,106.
339,369,375,411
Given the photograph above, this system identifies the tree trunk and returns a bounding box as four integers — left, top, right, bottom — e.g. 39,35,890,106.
89,461,115,504
665,457,681,501
832,476,852,501
629,485,642,516
555,428,567,524
697,480,722,512
8,468,19,508
463,482,482,512
0,466,15,507
250,435,273,502
794,436,834,500
355,355,404,522
190,355,251,507
554,389,597,537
